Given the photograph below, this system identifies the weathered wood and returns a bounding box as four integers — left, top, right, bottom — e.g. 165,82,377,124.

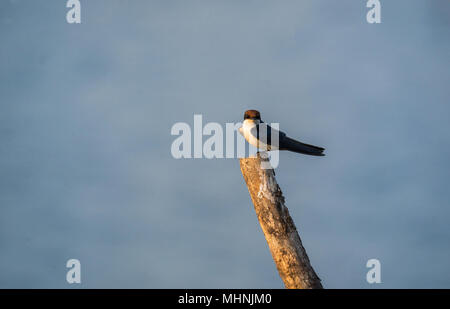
239,153,323,289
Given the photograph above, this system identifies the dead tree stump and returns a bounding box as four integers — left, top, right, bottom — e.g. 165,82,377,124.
239,153,323,289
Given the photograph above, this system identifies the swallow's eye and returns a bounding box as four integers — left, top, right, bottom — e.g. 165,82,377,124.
244,114,249,119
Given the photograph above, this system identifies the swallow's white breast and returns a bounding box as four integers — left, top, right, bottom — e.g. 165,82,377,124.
240,119,276,151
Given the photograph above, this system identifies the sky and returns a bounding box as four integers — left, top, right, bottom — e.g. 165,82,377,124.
0,0,449,288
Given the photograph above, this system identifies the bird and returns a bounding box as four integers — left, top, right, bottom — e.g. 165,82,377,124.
238,109,325,156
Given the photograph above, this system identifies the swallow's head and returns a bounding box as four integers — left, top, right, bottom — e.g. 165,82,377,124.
244,110,261,121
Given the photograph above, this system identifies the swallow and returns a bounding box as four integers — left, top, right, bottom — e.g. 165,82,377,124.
239,110,325,156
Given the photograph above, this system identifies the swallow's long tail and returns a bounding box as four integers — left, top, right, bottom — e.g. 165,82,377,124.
279,136,325,156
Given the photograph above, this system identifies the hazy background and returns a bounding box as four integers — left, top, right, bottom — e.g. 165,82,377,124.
1,0,449,288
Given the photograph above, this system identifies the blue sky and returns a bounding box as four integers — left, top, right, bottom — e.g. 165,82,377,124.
0,0,449,288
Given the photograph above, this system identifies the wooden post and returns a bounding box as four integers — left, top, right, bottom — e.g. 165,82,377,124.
239,153,323,289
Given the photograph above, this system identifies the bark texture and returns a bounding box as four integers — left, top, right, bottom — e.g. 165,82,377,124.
239,153,323,289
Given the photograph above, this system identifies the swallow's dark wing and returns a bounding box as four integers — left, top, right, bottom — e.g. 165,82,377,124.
252,122,325,156
252,122,286,147
279,136,325,156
